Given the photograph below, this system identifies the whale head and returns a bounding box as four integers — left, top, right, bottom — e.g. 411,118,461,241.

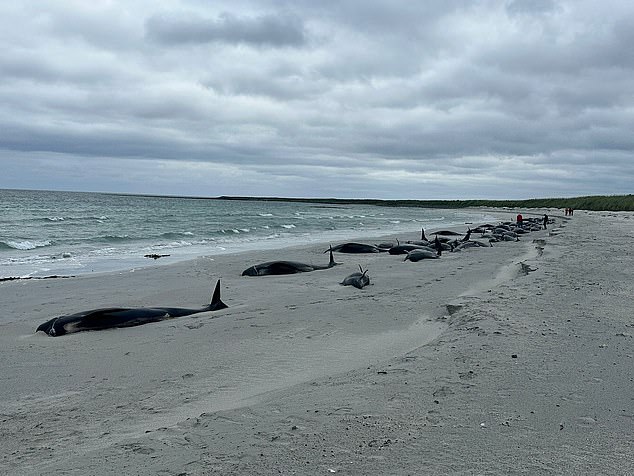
241,266,259,276
36,318,60,336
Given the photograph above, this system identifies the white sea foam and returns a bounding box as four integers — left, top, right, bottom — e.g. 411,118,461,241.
5,240,52,250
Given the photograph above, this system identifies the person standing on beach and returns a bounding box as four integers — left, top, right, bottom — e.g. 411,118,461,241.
543,214,549,229
516,213,523,227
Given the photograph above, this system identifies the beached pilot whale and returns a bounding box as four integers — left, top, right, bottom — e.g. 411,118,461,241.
328,242,381,253
242,248,339,276
404,249,440,262
36,279,228,337
341,266,370,289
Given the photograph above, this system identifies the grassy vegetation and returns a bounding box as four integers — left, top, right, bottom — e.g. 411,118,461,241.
217,194,634,211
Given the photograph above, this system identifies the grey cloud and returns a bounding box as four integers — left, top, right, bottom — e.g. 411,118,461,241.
205,75,327,101
146,11,306,47
0,50,123,87
1,1,633,199
506,0,556,16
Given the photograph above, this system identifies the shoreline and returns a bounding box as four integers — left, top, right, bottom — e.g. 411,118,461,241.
2,209,632,474
0,205,508,280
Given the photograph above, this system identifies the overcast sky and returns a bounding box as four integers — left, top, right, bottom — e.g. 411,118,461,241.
1,1,632,199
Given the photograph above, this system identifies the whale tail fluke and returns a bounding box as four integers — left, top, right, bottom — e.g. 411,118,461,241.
209,279,228,311
357,264,368,277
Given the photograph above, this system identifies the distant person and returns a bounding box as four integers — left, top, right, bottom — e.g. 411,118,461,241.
543,214,549,229
570,208,574,216
516,213,523,227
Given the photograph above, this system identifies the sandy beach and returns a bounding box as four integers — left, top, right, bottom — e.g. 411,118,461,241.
1,209,633,475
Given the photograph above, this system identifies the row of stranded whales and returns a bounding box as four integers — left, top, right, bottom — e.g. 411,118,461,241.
36,218,552,335
36,280,227,337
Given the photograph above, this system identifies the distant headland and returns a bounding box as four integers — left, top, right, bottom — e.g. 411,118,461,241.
215,194,634,212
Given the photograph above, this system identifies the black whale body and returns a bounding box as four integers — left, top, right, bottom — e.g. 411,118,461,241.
388,244,432,255
242,248,339,276
36,279,227,336
329,243,381,253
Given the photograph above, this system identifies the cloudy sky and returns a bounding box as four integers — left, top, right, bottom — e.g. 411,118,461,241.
1,1,632,199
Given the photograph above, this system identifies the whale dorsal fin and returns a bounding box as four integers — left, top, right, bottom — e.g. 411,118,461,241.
209,279,228,311
327,246,338,268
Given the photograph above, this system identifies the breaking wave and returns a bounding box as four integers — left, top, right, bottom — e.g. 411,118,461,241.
1,240,53,250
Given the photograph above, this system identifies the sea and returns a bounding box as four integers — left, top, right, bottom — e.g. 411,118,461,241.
0,189,500,278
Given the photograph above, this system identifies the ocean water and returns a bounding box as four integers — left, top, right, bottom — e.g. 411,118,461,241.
0,189,497,278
